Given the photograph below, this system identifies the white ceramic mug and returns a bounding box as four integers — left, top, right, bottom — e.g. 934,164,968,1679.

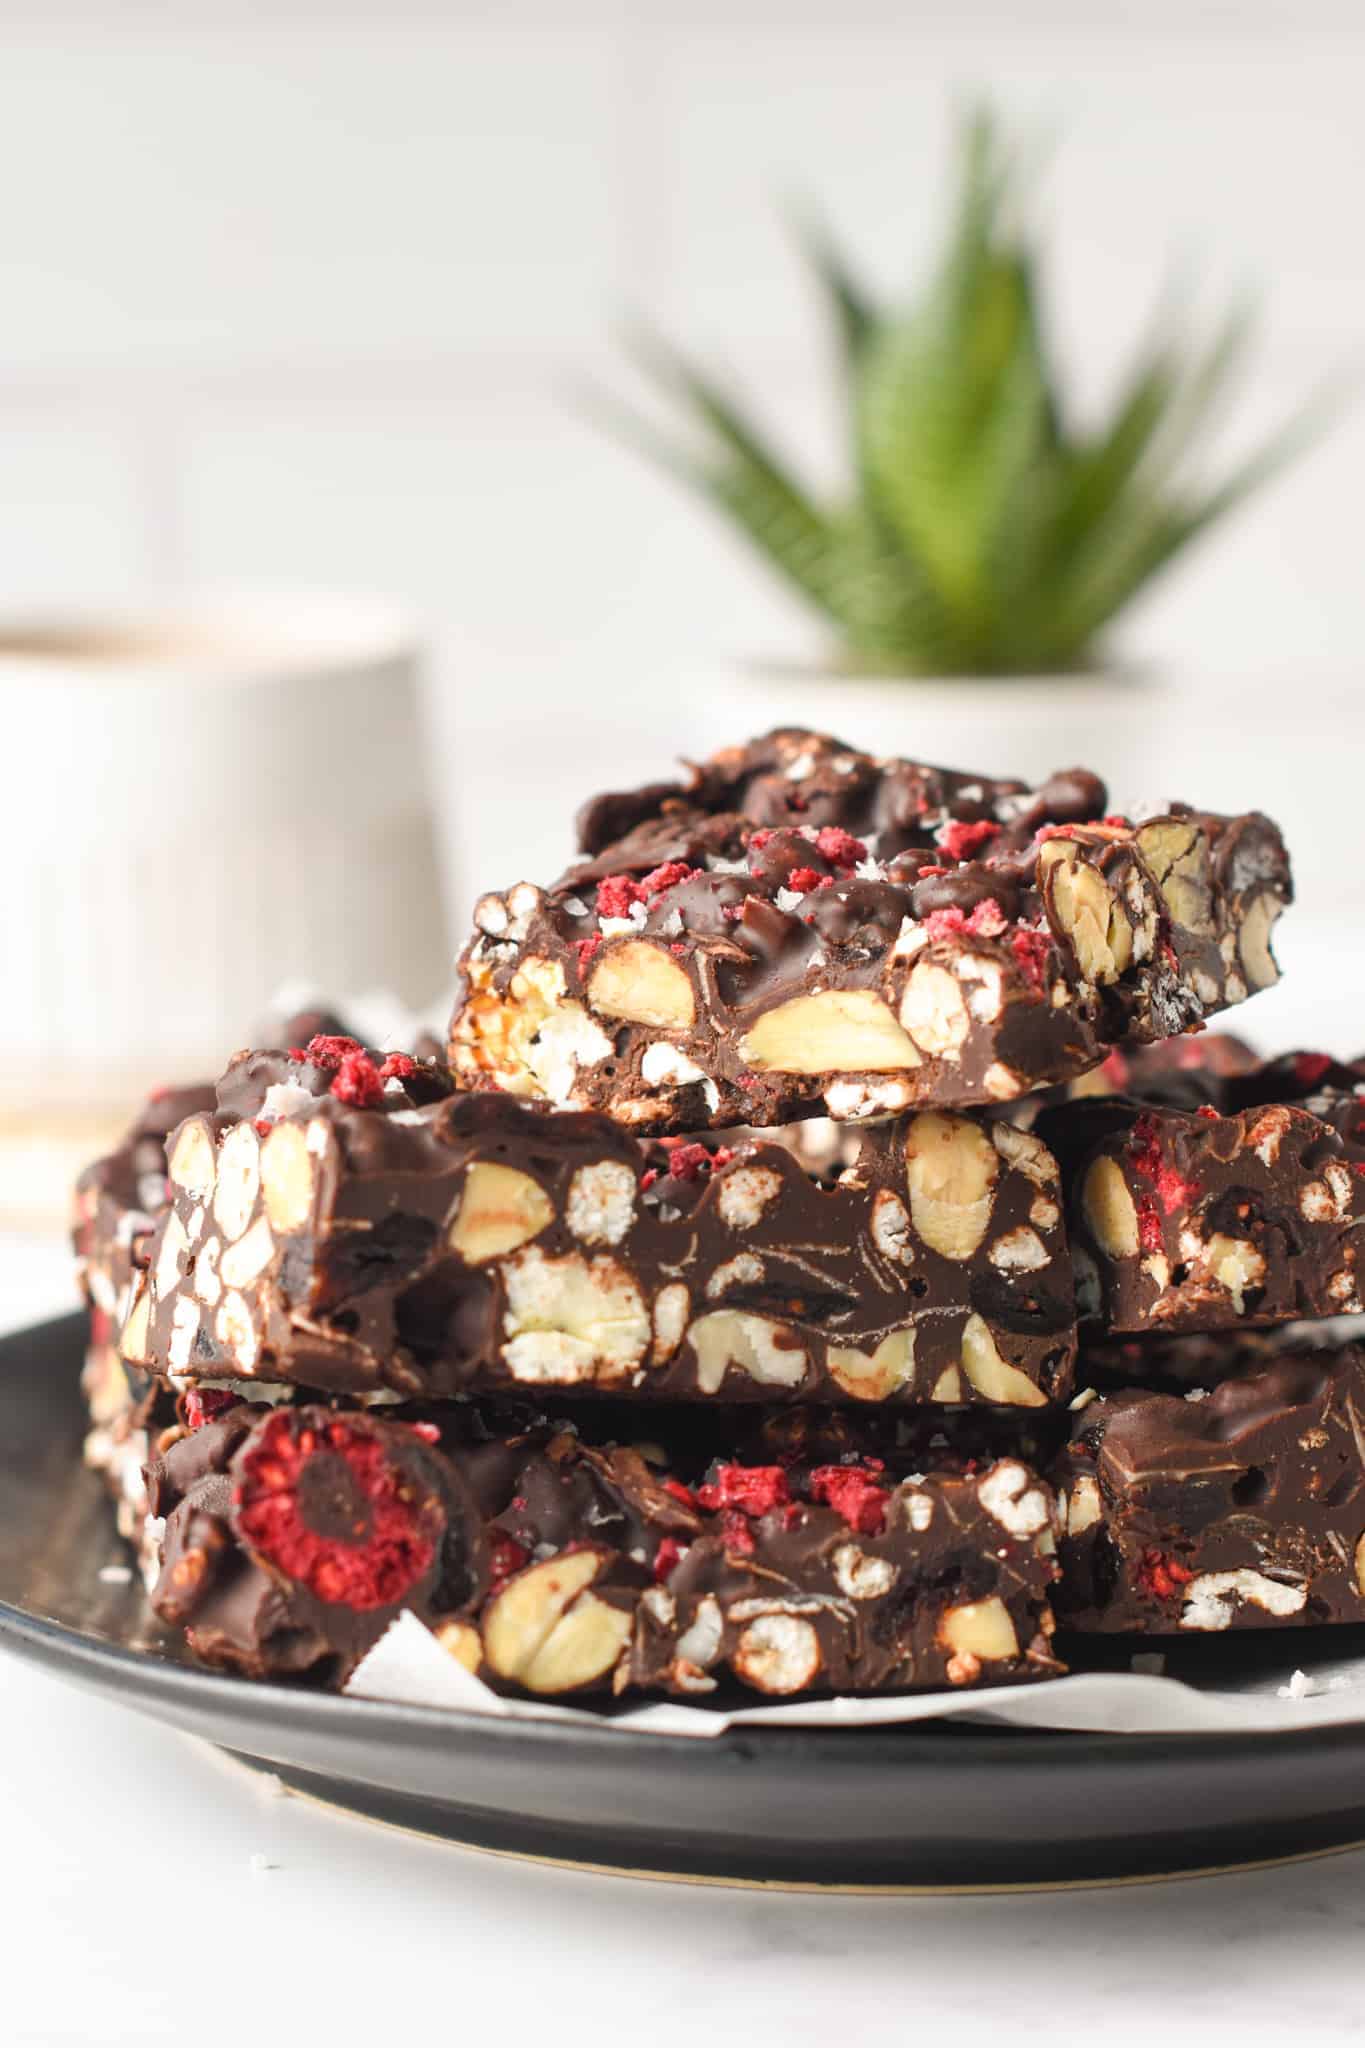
0,594,448,1110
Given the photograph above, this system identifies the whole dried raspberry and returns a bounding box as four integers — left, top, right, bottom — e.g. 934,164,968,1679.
639,861,700,900
808,1464,890,1536
595,874,643,920
697,1463,790,1517
813,826,867,869
1135,1547,1194,1600
378,1052,418,1082
235,1410,441,1611
938,818,1000,862
331,1049,385,1108
1010,926,1051,989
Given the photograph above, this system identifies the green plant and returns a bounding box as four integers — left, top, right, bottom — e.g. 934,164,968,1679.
602,108,1330,675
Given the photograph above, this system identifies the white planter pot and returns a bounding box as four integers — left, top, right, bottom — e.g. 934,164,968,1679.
1,595,447,1110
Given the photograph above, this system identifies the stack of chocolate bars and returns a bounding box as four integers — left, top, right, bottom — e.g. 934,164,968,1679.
73,728,1365,1703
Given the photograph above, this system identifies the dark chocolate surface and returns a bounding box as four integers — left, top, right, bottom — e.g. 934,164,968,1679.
129,1044,1075,1408
1057,1341,1365,1634
451,729,1291,1130
1041,1050,1365,1335
146,1396,1062,1696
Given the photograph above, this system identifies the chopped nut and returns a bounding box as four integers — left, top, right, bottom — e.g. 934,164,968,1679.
959,1313,1047,1406
193,1236,223,1308
215,1290,259,1375
481,1550,631,1693
739,989,922,1076
451,1162,555,1263
983,1062,1023,1100
977,1460,1051,1537
1237,892,1282,991
565,1160,636,1246
903,1113,998,1260
260,1121,316,1234
826,1328,916,1402
1355,1532,1365,1598
705,1252,765,1299
1082,1155,1141,1258
1136,819,1213,934
988,1225,1048,1272
1065,1473,1103,1535
687,1309,808,1395
990,1122,1059,1188
930,1364,963,1401
716,1165,784,1231
1180,1569,1306,1631
168,1119,216,1200
1040,840,1121,984
213,1123,261,1242
120,1282,151,1365
939,1595,1019,1663
1204,1234,1266,1314
651,1281,690,1362
869,1188,912,1264
155,1212,191,1302
434,1619,482,1671
898,962,970,1058
832,1545,897,1600
732,1611,823,1694
502,1246,649,1382
587,941,695,1030
219,1215,276,1290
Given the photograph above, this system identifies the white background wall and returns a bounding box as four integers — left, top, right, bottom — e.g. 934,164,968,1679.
0,0,1361,923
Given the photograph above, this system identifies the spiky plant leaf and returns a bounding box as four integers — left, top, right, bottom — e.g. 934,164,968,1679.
598,106,1336,673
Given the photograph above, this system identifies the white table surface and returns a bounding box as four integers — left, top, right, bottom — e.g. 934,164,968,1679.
8,1240,1365,2047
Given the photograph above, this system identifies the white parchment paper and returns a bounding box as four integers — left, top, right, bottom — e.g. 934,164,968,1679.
345,1610,1365,1739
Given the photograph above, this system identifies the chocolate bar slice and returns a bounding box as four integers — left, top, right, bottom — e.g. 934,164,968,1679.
1056,1339,1365,1633
1042,1052,1365,1334
127,1039,1075,1408
73,1081,216,1541
146,1397,1063,1696
449,728,1290,1131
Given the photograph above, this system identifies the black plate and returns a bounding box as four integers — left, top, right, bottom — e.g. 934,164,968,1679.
6,1312,1365,1891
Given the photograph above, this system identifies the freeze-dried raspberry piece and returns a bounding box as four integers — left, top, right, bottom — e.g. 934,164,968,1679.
937,819,1000,861
379,1052,418,1082
184,1388,237,1432
295,1034,364,1069
813,826,867,868
697,1463,791,1517
808,1463,890,1536
235,1410,441,1612
330,1049,385,1108
1010,926,1052,989
595,874,643,920
639,860,701,900
653,1535,685,1583
1135,1547,1194,1600
575,934,604,973
488,1534,530,1594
